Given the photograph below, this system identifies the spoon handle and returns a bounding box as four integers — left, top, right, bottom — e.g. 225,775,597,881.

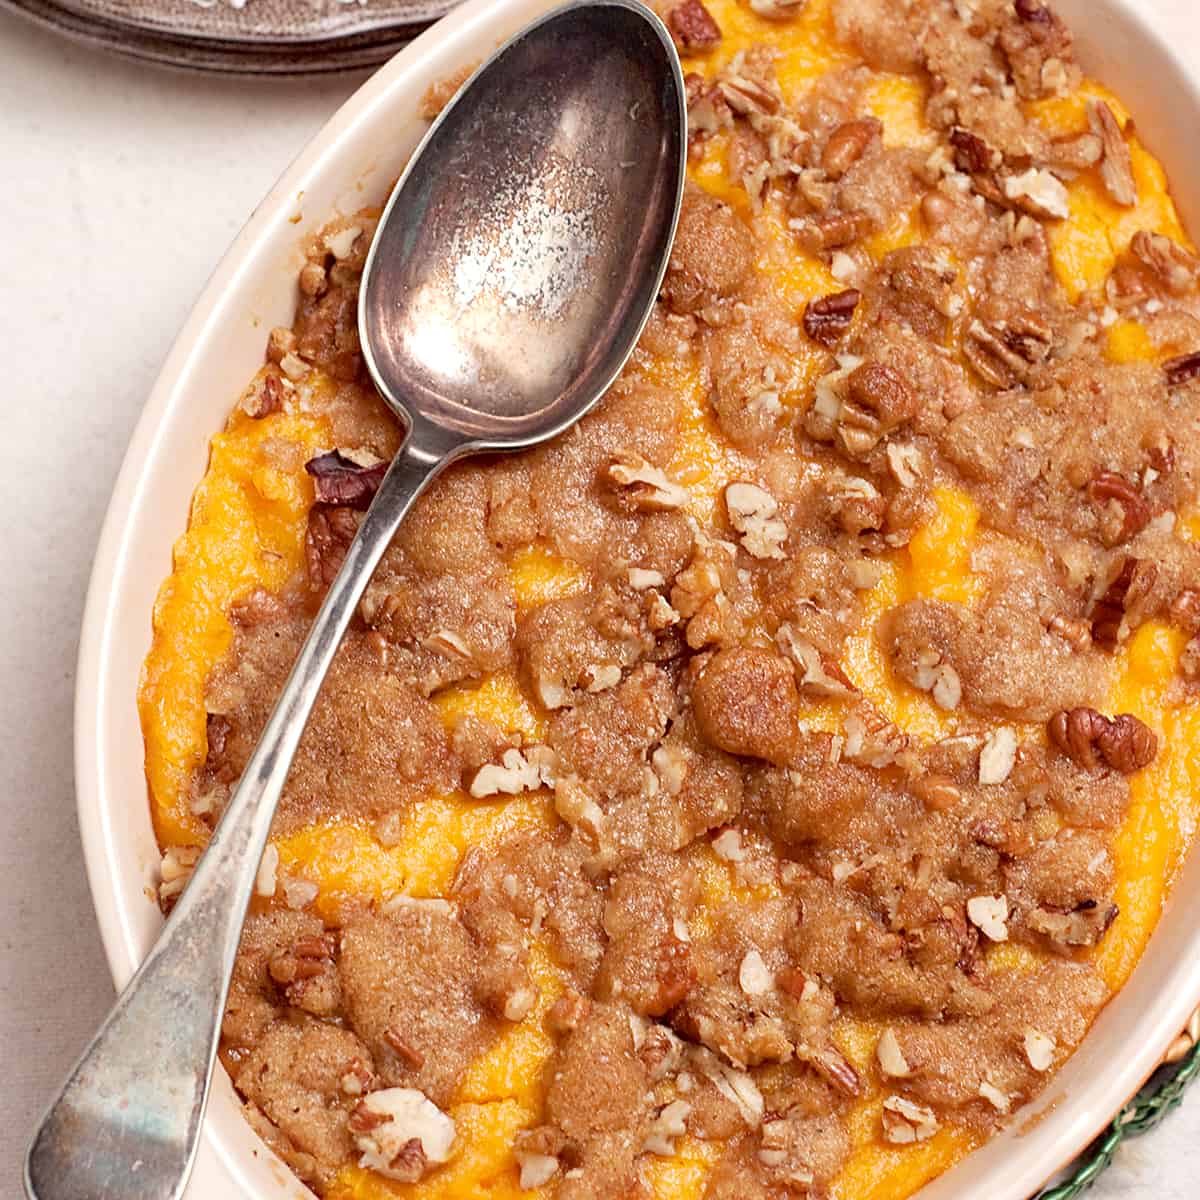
25,437,446,1200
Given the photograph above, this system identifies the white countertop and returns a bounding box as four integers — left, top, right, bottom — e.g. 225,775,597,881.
1,6,1198,1198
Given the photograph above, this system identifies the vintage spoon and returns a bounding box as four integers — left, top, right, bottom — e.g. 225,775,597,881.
24,3,685,1196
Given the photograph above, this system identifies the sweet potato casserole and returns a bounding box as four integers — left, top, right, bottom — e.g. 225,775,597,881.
140,1,1200,1197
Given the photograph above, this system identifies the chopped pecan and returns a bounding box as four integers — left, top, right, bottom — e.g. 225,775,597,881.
241,372,285,419
798,1043,862,1096
842,706,909,768
912,772,961,812
1182,638,1200,682
603,452,690,511
1169,588,1200,634
1131,231,1200,295
949,127,1000,175
1045,612,1092,652
1015,0,1053,23
685,73,731,153
668,0,721,51
803,289,861,347
206,712,230,762
776,624,858,699
547,990,591,1035
1087,471,1150,545
305,505,358,592
1088,99,1137,207
725,482,788,559
1048,707,1157,773
1027,901,1119,949
1002,168,1070,220
1164,351,1200,388
717,74,781,118
305,449,388,509
1048,131,1103,171
821,118,881,179
384,1027,427,1070
1090,556,1157,651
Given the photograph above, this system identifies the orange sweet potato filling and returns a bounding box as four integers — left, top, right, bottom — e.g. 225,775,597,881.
139,1,1200,1196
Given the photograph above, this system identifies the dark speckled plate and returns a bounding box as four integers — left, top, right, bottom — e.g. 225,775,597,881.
0,0,458,72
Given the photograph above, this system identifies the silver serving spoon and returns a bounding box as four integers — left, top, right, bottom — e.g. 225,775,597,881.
24,4,684,1196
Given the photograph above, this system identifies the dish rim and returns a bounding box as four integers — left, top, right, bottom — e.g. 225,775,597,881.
72,0,1200,1196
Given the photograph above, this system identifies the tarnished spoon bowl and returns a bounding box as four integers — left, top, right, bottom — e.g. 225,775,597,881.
363,0,686,449
24,4,685,1198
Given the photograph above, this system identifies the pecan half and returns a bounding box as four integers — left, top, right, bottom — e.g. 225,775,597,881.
964,313,1053,386
821,118,881,179
305,449,388,509
1048,707,1157,774
803,289,861,347
1090,556,1157,651
793,210,872,253
1087,471,1150,545
668,0,721,51
1164,351,1200,388
1088,99,1137,208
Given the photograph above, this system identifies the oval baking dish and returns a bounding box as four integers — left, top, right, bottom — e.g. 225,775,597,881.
74,0,1200,1196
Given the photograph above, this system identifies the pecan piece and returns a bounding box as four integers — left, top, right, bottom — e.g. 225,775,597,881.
1027,901,1119,949
384,1027,427,1070
1131,231,1200,296
241,371,285,419
603,452,690,511
1015,0,1053,23
1088,99,1137,208
1164,351,1200,388
964,313,1053,386
1169,588,1200,634
717,74,781,118
843,362,918,438
1048,707,1157,774
1090,556,1157,651
685,73,731,153
912,772,962,812
793,210,873,252
949,126,1000,175
668,0,721,51
305,505,359,592
1087,471,1150,545
305,449,388,509
803,289,861,347
821,118,881,179
799,1043,862,1097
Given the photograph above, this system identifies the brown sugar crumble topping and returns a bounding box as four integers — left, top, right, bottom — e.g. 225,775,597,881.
140,1,1200,1197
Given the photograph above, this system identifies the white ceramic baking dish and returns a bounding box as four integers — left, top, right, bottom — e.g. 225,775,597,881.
74,0,1200,1196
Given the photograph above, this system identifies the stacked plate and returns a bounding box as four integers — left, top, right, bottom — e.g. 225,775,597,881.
0,0,457,72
